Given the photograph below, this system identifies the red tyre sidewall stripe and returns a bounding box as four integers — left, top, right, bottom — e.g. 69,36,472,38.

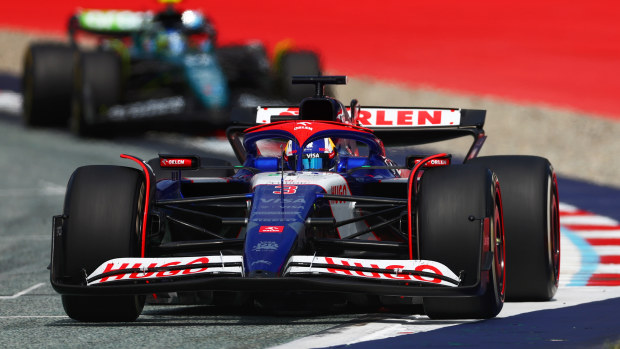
121,154,152,257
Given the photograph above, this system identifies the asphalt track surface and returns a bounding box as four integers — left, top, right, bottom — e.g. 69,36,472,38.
1,103,620,348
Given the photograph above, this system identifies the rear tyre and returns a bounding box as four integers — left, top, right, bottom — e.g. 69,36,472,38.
418,165,505,319
22,43,75,126
467,156,560,300
60,165,146,321
276,51,323,103
217,44,271,91
71,51,122,137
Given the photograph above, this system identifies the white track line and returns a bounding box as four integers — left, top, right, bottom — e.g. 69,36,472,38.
0,283,45,300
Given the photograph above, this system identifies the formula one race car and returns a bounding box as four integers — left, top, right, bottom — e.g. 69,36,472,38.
50,76,560,321
23,3,323,136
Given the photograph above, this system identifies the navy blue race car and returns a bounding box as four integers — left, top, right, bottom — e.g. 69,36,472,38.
23,5,323,136
50,76,560,321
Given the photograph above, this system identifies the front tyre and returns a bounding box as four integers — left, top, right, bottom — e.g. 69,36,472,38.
60,165,146,321
418,165,505,319
467,156,560,301
217,44,271,91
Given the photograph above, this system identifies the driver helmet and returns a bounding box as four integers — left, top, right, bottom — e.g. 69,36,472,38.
155,29,186,55
286,138,336,170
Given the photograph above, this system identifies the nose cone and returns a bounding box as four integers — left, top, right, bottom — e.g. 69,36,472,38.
244,184,322,276
244,220,306,276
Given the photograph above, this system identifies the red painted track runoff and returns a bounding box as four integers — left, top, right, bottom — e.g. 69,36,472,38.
1,0,619,120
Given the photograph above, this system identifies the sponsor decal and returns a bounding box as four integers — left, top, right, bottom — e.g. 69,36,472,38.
107,96,186,120
413,158,450,167
252,241,279,252
273,185,298,195
259,226,284,233
356,108,459,127
260,198,306,204
293,121,313,131
255,107,460,126
330,184,349,204
254,217,298,222
285,256,460,287
86,256,244,285
184,53,215,66
324,257,445,283
330,184,348,196
160,158,192,167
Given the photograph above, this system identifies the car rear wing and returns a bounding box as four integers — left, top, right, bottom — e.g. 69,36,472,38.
68,10,151,38
255,106,484,128
228,106,487,164
253,104,485,143
68,9,213,41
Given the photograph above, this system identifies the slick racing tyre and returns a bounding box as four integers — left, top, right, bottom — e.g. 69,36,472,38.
22,43,75,126
277,51,323,103
418,165,505,319
71,51,121,137
217,44,271,91
60,165,146,322
467,156,560,301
